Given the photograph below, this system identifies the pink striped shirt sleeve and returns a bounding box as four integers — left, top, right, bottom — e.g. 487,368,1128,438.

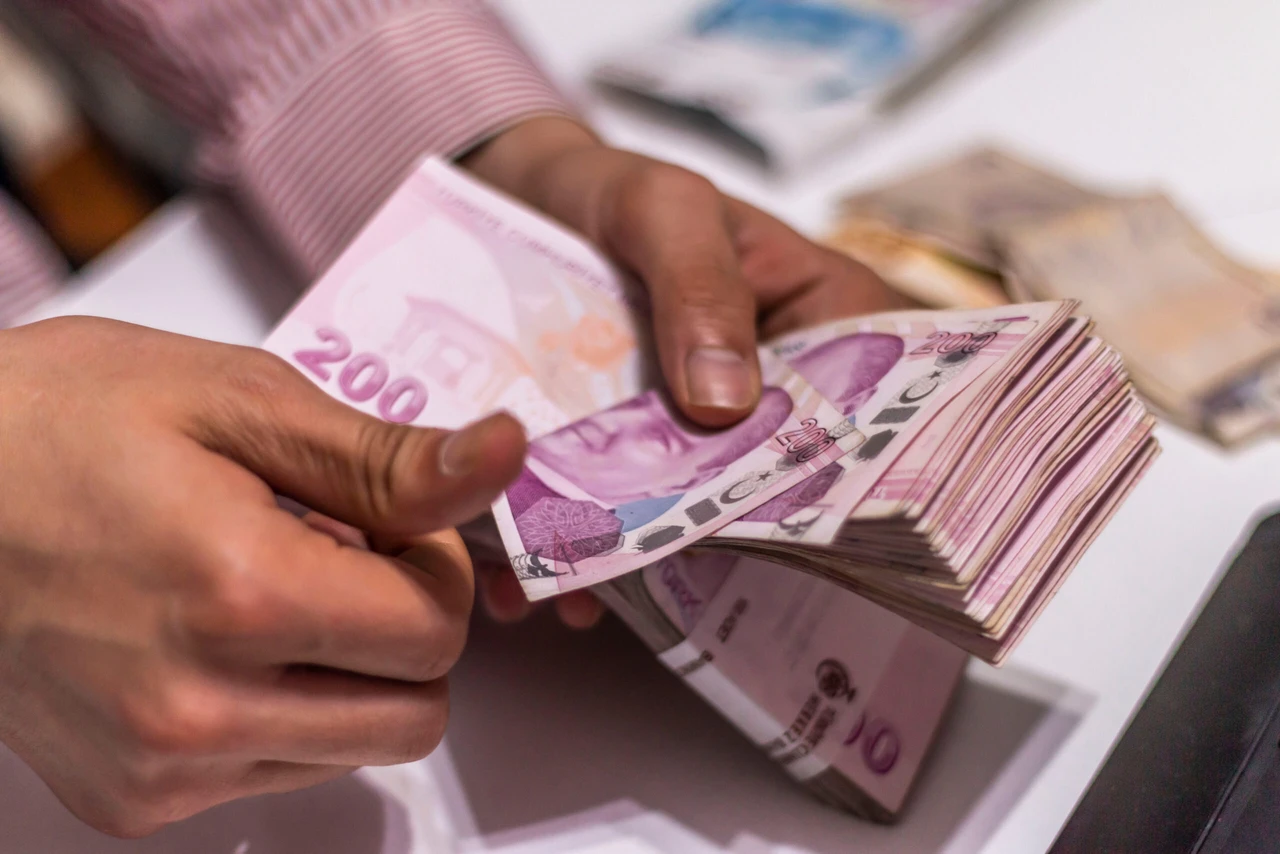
1,0,573,325
0,194,67,326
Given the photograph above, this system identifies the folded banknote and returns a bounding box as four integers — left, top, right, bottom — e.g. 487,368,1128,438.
262,157,1155,820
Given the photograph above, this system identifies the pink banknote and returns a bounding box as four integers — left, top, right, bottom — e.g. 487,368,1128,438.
645,552,966,815
263,158,866,597
264,157,649,437
496,352,864,600
714,303,1070,544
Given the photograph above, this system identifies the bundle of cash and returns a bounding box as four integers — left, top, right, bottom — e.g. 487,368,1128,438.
591,0,1025,170
832,148,1280,446
262,158,1154,820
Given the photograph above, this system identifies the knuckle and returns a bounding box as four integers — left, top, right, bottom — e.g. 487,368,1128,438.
200,349,303,448
185,538,279,645
91,807,167,840
406,616,469,682
613,163,719,228
675,281,752,315
664,282,757,343
625,163,717,206
216,349,302,411
116,681,231,757
237,348,299,392
354,420,420,522
391,692,450,763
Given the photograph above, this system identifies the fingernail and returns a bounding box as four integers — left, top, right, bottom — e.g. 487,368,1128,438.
686,347,755,410
439,418,492,478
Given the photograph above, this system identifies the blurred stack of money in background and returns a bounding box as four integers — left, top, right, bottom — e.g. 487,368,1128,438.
827,149,1280,447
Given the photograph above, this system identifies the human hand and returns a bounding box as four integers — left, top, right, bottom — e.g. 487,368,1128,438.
462,117,906,626
0,317,526,837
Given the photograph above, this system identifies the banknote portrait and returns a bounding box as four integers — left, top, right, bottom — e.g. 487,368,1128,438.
501,387,794,565
787,331,904,419
527,386,794,506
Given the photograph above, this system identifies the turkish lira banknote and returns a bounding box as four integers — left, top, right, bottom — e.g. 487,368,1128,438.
598,552,966,823
496,353,864,599
262,156,1157,818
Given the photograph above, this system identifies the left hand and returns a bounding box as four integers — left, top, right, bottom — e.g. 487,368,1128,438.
463,117,906,627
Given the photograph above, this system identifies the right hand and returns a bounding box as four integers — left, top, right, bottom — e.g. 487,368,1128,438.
0,317,527,837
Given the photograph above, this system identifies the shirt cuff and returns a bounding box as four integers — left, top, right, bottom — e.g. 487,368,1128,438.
203,3,575,279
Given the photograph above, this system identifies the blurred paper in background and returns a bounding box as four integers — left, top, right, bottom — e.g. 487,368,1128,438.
593,0,1025,171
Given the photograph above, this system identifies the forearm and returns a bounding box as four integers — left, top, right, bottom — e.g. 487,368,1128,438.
33,0,575,276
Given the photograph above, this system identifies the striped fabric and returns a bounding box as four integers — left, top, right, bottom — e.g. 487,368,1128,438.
0,192,66,326
1,0,572,324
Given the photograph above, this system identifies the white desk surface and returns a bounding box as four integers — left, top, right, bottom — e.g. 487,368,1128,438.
16,1,1280,851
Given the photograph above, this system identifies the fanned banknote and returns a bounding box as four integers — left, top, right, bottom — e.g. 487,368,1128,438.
262,157,1156,821
264,157,651,436
496,354,864,599
717,303,1071,546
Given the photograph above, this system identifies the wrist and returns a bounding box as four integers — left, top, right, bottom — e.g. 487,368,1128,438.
460,116,644,245
460,116,600,210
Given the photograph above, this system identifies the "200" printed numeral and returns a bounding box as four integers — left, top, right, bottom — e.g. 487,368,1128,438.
293,328,428,424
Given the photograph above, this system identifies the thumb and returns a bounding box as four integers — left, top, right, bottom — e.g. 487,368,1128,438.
603,165,762,428
197,353,528,536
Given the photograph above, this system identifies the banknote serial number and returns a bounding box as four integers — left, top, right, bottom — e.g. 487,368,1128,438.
293,327,428,424
716,597,749,643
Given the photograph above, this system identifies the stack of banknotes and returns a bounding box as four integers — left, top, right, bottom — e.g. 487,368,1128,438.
827,148,1280,447
263,159,1156,820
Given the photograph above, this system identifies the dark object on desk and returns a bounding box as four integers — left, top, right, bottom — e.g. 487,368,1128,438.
1052,512,1280,853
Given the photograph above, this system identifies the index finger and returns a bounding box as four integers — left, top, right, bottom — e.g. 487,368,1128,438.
182,508,473,684
604,165,762,428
